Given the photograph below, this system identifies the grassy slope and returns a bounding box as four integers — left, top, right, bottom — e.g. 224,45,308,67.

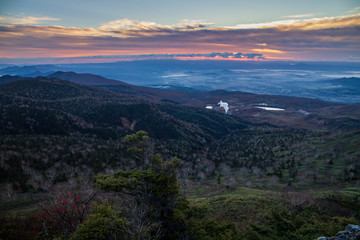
189,184,360,240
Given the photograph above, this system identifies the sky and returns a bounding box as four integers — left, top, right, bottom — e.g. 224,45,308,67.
0,0,359,63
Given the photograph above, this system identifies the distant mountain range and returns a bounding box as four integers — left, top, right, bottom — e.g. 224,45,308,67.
1,72,359,129
48,71,127,86
1,60,359,103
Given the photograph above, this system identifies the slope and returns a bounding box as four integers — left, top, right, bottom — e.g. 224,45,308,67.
0,77,249,141
36,71,358,130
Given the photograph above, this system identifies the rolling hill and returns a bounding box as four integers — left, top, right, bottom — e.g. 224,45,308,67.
0,76,358,190
3,71,357,129
0,77,249,141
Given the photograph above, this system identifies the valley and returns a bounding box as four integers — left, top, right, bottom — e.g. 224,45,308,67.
1,60,360,103
0,71,359,239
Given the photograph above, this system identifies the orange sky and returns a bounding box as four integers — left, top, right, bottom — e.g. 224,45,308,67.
0,12,359,63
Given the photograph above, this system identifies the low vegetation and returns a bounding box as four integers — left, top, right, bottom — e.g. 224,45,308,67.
0,78,359,239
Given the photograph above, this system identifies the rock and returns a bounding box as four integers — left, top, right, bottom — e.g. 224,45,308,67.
316,224,360,240
345,225,360,234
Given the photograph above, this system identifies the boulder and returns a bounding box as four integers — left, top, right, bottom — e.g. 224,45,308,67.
316,224,360,240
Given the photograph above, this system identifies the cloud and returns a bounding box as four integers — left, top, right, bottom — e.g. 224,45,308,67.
283,14,314,19
177,19,214,29
226,20,299,29
226,14,360,30
0,13,359,61
99,18,213,31
252,48,285,54
99,18,165,31
349,6,360,14
0,15,59,25
165,52,264,59
79,52,265,60
0,52,265,64
347,55,360,61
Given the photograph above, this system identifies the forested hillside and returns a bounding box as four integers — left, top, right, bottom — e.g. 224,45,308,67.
0,77,359,239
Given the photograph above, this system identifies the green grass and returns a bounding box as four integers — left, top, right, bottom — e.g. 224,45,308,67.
189,182,360,240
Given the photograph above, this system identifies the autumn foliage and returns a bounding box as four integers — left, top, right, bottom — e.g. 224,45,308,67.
34,192,95,239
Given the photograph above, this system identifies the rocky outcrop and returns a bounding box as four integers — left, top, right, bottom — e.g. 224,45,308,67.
317,224,360,240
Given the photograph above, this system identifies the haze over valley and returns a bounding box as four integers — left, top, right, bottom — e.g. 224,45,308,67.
1,60,360,103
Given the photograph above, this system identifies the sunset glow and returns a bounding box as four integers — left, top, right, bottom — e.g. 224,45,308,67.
0,0,359,63
175,56,264,61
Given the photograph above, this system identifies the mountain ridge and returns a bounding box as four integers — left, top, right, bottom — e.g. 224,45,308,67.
0,77,250,141
48,71,129,86
1,72,359,129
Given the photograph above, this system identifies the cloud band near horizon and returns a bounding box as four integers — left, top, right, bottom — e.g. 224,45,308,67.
0,13,359,62
0,52,266,65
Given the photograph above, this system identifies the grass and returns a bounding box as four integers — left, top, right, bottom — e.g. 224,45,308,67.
1,174,359,240
0,196,39,217
188,181,360,239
